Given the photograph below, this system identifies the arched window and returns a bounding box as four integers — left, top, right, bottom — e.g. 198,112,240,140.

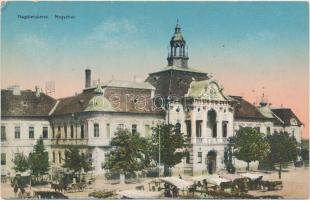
207,110,217,138
175,123,181,134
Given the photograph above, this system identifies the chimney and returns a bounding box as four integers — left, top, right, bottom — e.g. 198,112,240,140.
85,69,91,88
35,86,40,97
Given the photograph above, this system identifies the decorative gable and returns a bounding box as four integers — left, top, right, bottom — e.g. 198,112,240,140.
186,79,228,101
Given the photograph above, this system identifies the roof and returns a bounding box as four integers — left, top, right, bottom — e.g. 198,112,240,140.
271,108,303,126
84,80,155,92
231,96,269,120
1,89,57,117
53,86,163,116
145,67,209,98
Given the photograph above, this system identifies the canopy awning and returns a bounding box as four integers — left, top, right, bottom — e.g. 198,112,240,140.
118,190,163,199
206,177,231,186
240,173,263,181
159,177,194,189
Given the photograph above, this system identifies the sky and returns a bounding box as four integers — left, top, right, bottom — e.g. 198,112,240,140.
1,2,309,138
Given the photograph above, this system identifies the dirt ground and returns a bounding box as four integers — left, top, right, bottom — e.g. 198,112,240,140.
1,167,309,199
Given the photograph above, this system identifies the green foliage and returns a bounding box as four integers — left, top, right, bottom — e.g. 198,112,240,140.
151,124,190,176
230,127,270,170
62,146,92,174
224,141,235,173
12,153,29,173
300,148,309,162
28,138,49,177
88,190,115,198
266,132,298,178
103,129,151,175
301,139,309,150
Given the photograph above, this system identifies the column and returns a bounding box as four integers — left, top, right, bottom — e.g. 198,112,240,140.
201,110,207,143
217,120,222,142
191,111,196,144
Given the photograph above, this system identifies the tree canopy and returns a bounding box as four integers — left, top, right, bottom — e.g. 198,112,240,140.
230,127,270,171
28,138,49,177
151,124,190,176
62,146,92,174
103,128,151,176
267,131,298,179
12,153,29,173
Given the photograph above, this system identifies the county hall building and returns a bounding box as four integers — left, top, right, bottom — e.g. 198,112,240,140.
1,23,303,177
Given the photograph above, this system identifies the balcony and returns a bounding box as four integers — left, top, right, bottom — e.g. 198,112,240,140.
51,138,88,146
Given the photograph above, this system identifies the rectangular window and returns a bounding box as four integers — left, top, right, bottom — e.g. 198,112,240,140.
144,124,151,138
106,123,110,138
198,152,202,163
14,126,20,139
53,151,55,163
70,125,74,138
117,124,124,130
52,126,55,139
42,127,48,139
186,120,191,137
267,127,271,135
58,152,62,164
196,120,202,138
64,125,67,139
1,153,6,165
132,124,137,135
94,123,99,137
29,126,34,139
222,121,228,138
81,125,84,139
1,126,6,140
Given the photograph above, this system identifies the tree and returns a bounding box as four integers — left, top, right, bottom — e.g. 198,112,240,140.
28,138,49,181
230,127,270,171
103,128,151,183
151,124,190,176
12,153,29,173
267,132,298,179
224,139,235,173
63,146,92,181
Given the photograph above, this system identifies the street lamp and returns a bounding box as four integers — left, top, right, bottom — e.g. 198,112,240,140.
158,127,161,178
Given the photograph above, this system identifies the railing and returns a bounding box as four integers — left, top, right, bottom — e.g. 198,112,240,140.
51,138,88,146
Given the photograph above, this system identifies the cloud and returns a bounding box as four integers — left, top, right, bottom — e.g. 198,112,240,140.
82,19,141,50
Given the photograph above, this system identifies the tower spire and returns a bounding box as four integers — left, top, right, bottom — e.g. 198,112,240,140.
167,21,189,68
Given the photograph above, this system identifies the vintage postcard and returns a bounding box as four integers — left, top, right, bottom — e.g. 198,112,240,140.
1,1,309,199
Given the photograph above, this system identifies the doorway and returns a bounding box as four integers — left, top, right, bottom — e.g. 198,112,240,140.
207,150,217,174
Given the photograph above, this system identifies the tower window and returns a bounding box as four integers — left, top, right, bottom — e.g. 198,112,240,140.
196,121,202,137
186,120,191,137
222,122,228,138
94,123,99,137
